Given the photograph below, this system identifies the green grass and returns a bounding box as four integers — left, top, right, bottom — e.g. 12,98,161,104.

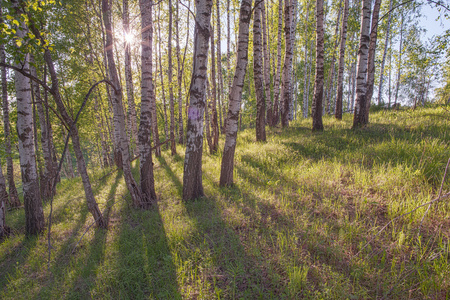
1,106,449,299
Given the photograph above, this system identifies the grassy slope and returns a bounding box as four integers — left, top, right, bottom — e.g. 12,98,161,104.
1,107,449,299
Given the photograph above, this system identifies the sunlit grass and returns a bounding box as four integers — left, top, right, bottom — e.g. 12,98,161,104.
1,106,449,299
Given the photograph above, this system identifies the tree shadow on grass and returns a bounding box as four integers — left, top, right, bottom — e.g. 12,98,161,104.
157,155,183,197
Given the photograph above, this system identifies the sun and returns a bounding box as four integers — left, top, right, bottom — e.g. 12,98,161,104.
124,32,134,44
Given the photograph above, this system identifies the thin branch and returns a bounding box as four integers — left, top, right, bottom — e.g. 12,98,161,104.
353,191,450,258
419,158,450,231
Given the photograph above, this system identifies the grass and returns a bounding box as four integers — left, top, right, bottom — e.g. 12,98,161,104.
1,106,450,299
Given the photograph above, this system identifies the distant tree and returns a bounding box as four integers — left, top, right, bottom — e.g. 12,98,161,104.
0,156,9,239
311,0,325,131
335,0,350,120
271,0,283,127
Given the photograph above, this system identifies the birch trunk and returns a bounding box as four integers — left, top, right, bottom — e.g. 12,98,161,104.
261,3,272,124
254,3,266,141
302,2,310,119
325,3,342,115
311,0,325,131
280,0,294,127
364,0,382,121
219,0,252,187
138,0,157,207
182,0,213,201
176,0,184,144
352,0,371,127
168,0,177,155
0,157,8,239
14,33,45,235
123,0,138,155
205,80,213,153
30,56,56,200
102,0,143,207
216,1,226,135
394,15,403,107
271,0,283,126
335,0,349,119
157,6,169,147
377,0,393,105
0,3,20,207
210,24,219,153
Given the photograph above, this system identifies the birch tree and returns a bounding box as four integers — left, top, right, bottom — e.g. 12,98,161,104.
280,0,294,127
378,0,393,105
0,156,9,239
335,0,349,120
364,0,382,121
219,0,252,187
168,0,177,155
254,2,266,141
352,0,371,127
182,0,213,201
102,0,143,207
123,0,138,155
271,0,283,126
13,1,45,234
0,2,20,207
311,0,325,131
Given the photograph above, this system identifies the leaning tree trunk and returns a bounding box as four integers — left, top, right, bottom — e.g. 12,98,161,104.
271,0,283,127
123,0,139,156
352,0,371,128
102,0,143,208
253,3,266,141
335,0,349,120
364,0,382,122
311,0,325,131
377,0,393,105
219,0,252,187
280,0,294,127
168,0,177,155
0,4,20,207
138,0,157,208
182,0,213,201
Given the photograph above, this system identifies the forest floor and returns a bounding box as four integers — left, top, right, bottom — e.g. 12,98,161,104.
1,106,450,299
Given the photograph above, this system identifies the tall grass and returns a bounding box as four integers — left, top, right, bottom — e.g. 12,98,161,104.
1,106,449,299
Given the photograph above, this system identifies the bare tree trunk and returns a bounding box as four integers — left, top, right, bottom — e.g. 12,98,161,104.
364,0,382,121
210,24,219,153
157,6,169,147
205,80,214,153
123,0,138,156
311,0,325,131
304,39,314,118
102,0,143,207
378,0,393,105
280,0,294,127
352,0,371,128
302,2,311,119
0,156,8,239
335,0,349,120
182,0,213,201
254,3,266,141
94,95,110,167
219,0,252,187
11,4,45,234
138,0,157,208
394,15,403,107
271,0,284,126
176,0,184,144
261,3,272,125
168,0,177,155
325,2,342,115
30,56,55,200
0,7,20,207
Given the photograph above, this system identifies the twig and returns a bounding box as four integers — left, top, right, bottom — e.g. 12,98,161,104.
419,158,450,232
353,191,450,258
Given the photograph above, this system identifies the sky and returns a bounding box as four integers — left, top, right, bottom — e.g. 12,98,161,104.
420,1,450,40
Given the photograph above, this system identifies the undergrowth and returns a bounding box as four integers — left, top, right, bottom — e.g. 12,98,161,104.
1,106,449,299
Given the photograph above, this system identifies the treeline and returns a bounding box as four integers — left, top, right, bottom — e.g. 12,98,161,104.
0,0,448,238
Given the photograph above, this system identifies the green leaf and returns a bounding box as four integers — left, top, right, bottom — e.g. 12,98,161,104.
12,20,20,27
16,39,22,47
